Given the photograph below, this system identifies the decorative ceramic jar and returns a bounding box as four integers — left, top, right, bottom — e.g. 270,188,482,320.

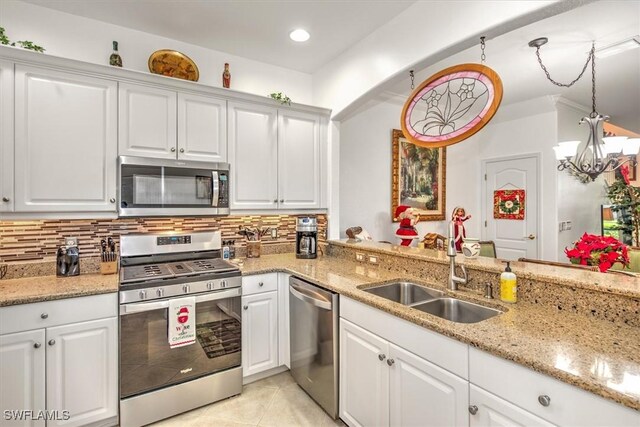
462,238,481,259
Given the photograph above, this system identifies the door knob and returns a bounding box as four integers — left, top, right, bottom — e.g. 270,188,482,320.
525,234,536,240
378,354,386,361
2,197,9,202
273,199,278,203
258,282,264,287
33,342,41,349
171,147,176,152
468,405,478,415
243,305,248,310
179,148,185,153
386,358,395,366
109,198,116,203
280,199,284,203
40,313,48,319
48,339,55,346
538,395,551,407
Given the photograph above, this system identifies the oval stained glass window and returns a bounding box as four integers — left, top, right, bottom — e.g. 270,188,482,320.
401,63,503,148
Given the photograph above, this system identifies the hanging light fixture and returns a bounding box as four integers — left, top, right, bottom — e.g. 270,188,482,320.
528,37,639,182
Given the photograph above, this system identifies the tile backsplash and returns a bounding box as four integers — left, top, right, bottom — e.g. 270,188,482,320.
0,215,327,262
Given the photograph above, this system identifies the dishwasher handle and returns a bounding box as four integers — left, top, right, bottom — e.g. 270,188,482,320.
290,282,333,310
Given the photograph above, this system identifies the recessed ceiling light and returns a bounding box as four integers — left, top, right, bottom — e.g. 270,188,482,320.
289,29,310,43
595,36,640,58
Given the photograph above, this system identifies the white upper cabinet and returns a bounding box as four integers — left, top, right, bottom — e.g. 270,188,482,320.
0,60,14,213
14,65,118,212
177,93,227,162
228,101,278,210
0,329,46,427
119,83,177,159
278,110,321,209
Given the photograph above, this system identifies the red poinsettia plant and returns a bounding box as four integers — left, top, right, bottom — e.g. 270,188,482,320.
565,233,629,272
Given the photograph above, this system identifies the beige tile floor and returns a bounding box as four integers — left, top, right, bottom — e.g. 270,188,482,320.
150,372,346,427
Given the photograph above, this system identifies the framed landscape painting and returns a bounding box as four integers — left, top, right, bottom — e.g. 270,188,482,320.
392,129,446,222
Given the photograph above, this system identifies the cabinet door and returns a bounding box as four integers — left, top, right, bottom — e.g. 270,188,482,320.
14,65,117,212
46,318,118,427
119,82,177,159
278,110,321,209
0,60,14,212
277,273,291,368
241,291,278,377
0,330,46,427
339,318,389,427
178,92,227,162
469,385,555,427
389,343,469,427
228,102,278,210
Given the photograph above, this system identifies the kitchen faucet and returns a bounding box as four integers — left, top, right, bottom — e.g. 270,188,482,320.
447,222,468,290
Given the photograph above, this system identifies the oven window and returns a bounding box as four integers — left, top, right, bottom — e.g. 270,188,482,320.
120,296,242,398
120,165,213,208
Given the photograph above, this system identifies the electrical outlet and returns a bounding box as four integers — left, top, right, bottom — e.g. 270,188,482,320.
355,252,365,262
559,222,565,232
565,220,572,230
368,255,379,264
65,237,78,247
271,228,278,239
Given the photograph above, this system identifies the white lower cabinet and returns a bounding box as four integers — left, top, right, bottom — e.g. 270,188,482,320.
242,290,279,377
0,294,118,427
0,329,46,427
46,318,118,427
470,385,554,427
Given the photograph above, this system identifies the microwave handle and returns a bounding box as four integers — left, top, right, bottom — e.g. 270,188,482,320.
211,171,220,207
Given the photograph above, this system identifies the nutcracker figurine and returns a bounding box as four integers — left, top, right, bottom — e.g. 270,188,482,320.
451,206,471,252
222,63,231,88
395,205,420,246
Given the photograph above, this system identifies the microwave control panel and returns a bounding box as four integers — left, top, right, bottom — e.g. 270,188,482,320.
218,171,229,208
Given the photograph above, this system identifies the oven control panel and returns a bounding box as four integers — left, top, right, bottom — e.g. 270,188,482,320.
157,235,192,246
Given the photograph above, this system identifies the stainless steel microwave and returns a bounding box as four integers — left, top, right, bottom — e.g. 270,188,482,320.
117,156,230,217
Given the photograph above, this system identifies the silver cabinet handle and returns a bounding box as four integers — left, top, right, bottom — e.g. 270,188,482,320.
182,284,190,293
538,395,551,407
2,197,9,202
170,147,176,152
179,148,185,153
40,313,48,319
386,358,395,366
243,305,248,310
468,405,478,415
139,290,147,300
258,282,264,287
378,354,386,361
33,342,41,349
48,339,55,346
110,198,116,203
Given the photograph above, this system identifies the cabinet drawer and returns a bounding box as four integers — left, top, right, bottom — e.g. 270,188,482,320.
242,273,278,296
0,293,118,335
469,348,639,426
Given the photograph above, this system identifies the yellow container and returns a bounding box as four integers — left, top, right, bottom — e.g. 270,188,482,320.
500,261,517,303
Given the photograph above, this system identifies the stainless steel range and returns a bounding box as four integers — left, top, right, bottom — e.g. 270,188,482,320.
118,231,242,427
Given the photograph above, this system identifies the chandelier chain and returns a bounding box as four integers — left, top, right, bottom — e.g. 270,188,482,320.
534,43,594,89
480,36,486,63
591,47,596,116
409,70,415,90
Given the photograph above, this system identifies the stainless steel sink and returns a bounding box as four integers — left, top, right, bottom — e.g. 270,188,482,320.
412,298,501,324
362,282,443,305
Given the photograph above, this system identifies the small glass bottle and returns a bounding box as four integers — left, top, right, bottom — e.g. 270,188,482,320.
222,63,231,88
109,41,122,67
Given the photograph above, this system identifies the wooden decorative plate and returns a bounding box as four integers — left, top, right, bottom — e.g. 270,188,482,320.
148,50,199,82
401,63,503,148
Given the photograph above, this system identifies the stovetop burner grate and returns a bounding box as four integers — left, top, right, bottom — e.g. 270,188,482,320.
120,257,239,285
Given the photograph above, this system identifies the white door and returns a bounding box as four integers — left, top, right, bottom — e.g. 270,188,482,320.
46,318,118,427
469,385,555,427
0,330,46,427
177,93,227,162
277,273,291,369
228,101,278,210
119,83,177,159
339,318,389,427
278,110,321,209
389,343,469,427
14,65,118,212
483,155,539,260
0,59,14,213
241,291,279,377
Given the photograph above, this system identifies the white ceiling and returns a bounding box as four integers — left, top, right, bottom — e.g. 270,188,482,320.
21,0,416,74
385,0,640,132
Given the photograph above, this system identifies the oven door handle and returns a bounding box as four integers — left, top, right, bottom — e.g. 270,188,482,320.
120,288,242,315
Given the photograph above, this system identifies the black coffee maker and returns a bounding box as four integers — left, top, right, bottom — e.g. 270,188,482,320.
296,216,318,259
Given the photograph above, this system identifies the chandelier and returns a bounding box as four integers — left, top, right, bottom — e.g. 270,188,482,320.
529,37,640,182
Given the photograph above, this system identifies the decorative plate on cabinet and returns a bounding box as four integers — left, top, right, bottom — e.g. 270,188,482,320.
148,50,199,82
401,63,503,148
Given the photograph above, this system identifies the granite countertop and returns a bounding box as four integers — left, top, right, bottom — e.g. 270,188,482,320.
0,273,119,307
238,253,640,412
330,239,640,298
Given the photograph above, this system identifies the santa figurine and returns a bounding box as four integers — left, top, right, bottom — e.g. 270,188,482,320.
395,205,420,246
451,206,471,252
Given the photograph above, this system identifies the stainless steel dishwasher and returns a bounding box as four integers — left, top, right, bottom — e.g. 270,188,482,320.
289,276,339,419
